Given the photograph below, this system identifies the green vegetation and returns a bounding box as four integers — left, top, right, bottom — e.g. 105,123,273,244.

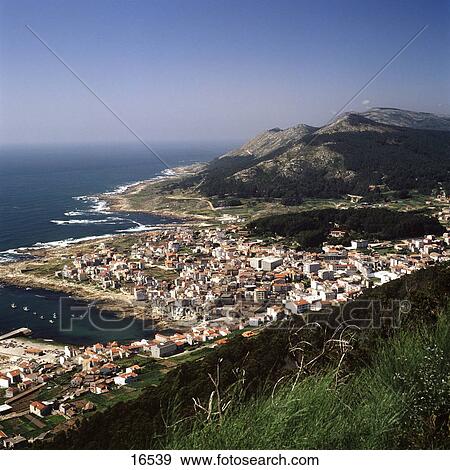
0,414,66,440
37,371,73,401
165,319,450,449
248,208,444,249
23,258,67,277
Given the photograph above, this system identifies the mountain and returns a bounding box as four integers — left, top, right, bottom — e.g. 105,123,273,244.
179,108,450,203
360,107,450,131
219,123,317,160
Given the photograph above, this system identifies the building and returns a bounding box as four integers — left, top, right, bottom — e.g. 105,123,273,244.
303,262,320,274
249,258,263,270
253,287,269,302
3,435,27,449
125,365,141,374
0,404,12,415
6,370,21,384
0,374,10,388
261,257,283,272
114,372,138,386
150,341,177,358
30,401,51,417
134,288,148,301
285,299,310,315
351,240,369,250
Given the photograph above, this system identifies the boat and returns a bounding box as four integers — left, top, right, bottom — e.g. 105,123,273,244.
40,316,44,320
32,312,37,315
23,306,30,312
11,303,17,309
49,320,54,324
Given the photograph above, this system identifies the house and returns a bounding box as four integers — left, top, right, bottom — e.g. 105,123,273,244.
125,365,141,374
99,363,117,376
303,262,320,274
134,288,148,301
5,387,17,398
285,299,310,315
351,240,369,250
70,375,83,388
0,373,10,388
113,372,138,386
59,400,95,417
0,404,12,415
90,382,109,394
3,435,27,449
30,401,51,417
261,257,283,272
248,316,263,327
6,369,22,384
150,341,177,358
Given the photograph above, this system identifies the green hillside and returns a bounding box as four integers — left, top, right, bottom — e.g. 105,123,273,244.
247,207,445,249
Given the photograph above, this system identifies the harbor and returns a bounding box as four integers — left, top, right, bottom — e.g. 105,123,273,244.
0,285,155,345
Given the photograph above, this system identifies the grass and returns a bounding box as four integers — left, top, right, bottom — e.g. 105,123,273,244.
23,258,67,277
37,371,73,401
84,387,140,409
0,414,66,439
162,312,450,450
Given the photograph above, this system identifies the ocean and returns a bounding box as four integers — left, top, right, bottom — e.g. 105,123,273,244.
0,142,231,343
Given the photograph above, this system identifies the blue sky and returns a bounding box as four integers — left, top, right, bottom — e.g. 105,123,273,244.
0,0,448,144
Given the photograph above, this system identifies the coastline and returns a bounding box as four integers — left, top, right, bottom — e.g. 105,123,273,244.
98,162,215,220
0,238,152,320
0,163,209,342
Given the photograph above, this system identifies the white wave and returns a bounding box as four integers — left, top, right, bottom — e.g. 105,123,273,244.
0,234,115,262
50,217,125,226
102,179,148,196
0,248,35,264
71,195,110,214
64,210,85,217
70,169,178,217
0,254,19,263
33,234,114,248
117,223,166,233
90,198,110,213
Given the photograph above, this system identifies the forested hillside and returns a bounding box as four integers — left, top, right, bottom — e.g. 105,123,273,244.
247,208,445,249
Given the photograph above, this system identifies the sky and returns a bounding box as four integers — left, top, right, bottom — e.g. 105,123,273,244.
0,0,449,145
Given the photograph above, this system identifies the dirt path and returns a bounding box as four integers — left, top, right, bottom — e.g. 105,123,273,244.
166,195,216,211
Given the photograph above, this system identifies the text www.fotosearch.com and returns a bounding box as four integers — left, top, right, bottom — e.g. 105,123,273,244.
181,454,319,466
131,453,319,467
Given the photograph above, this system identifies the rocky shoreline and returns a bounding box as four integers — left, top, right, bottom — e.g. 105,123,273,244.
0,163,209,336
98,162,212,220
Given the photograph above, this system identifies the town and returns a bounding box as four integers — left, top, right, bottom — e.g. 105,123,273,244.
1,216,450,448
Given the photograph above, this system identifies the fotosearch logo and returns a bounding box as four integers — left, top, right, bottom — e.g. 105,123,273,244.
265,299,411,330
57,296,155,332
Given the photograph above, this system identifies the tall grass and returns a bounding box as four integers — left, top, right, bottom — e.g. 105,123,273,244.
162,313,450,449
